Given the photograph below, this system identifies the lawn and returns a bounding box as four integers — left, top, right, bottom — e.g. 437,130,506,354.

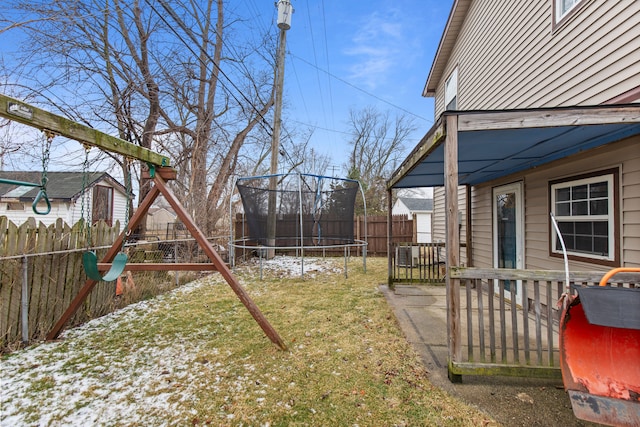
1,256,497,426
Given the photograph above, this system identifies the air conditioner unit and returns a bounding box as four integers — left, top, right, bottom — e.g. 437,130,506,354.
396,245,419,267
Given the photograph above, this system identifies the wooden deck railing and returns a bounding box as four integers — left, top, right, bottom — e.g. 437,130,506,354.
447,267,640,379
390,242,447,284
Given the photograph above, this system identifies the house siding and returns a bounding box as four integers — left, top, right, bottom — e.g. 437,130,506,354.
1,183,128,229
470,134,640,272
415,212,432,243
0,202,70,226
433,185,468,265
434,0,640,116
433,187,446,243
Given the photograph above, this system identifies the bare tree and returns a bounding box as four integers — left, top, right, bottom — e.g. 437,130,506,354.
4,0,277,234
346,106,416,213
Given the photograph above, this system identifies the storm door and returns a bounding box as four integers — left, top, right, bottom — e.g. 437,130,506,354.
493,182,524,305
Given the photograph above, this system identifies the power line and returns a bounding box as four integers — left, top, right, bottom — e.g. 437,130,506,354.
289,52,431,123
320,0,335,132
305,0,328,130
147,0,274,135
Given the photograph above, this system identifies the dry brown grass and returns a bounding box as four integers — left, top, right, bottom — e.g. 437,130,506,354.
2,256,498,426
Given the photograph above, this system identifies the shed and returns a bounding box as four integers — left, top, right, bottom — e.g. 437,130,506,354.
392,197,433,243
0,171,130,227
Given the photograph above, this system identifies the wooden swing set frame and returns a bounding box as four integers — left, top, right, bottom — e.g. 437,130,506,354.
0,93,286,350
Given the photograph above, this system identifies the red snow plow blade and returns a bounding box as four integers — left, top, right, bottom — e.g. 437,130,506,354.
560,268,640,426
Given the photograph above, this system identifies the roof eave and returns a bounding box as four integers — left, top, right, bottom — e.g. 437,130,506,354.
422,0,472,97
387,115,447,190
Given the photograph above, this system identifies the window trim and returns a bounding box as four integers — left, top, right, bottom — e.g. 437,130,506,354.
548,168,620,267
444,67,458,111
552,0,588,32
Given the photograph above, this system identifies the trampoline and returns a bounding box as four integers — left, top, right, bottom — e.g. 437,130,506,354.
230,173,367,277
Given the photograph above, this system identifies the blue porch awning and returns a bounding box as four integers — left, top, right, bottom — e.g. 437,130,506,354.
388,105,640,189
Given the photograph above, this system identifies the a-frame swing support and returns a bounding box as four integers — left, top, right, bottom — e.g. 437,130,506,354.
1,93,287,351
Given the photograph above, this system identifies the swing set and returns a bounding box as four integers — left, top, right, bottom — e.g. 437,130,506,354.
0,93,286,350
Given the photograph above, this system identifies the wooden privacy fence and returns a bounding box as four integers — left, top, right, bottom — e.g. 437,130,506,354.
234,214,413,256
0,216,120,349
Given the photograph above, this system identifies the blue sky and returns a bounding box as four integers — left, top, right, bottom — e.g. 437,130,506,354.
269,0,452,169
0,0,453,174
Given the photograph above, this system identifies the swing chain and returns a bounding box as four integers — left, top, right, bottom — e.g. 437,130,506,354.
31,131,56,215
80,144,92,245
40,131,55,189
122,157,132,250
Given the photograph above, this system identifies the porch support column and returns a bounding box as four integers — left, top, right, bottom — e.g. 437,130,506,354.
387,187,393,285
466,184,473,267
444,114,461,379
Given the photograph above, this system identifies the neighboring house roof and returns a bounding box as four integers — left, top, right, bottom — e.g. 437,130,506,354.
423,0,472,97
398,197,433,212
0,171,126,201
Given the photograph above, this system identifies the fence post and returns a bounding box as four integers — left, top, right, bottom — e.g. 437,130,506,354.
21,256,29,344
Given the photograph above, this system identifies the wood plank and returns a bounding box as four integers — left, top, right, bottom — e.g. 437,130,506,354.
142,167,177,180
445,114,461,365
96,263,220,271
387,119,446,189
450,267,640,283
52,219,70,325
29,221,47,336
457,106,640,132
37,222,56,336
0,94,170,167
449,361,561,379
0,218,19,345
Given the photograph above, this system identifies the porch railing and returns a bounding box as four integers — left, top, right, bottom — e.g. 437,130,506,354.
447,267,640,380
390,242,447,284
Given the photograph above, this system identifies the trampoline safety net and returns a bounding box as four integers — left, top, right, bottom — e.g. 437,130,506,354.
236,174,359,247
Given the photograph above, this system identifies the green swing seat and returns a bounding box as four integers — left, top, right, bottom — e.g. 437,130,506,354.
83,251,128,282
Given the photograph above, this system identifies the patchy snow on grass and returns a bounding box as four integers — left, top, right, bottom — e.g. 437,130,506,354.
1,256,350,426
241,255,344,278
1,277,218,427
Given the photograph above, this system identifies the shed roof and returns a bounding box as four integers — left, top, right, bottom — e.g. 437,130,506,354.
388,104,640,189
0,171,126,201
398,197,433,212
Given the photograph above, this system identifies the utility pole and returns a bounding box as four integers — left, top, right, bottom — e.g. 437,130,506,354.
267,0,292,258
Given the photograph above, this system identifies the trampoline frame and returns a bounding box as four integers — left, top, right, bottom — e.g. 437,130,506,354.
229,172,368,278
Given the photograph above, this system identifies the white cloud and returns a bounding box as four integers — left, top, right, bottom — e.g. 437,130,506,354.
343,9,410,90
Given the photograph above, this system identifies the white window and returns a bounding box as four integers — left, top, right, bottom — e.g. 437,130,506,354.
555,0,583,22
550,172,616,262
444,67,458,111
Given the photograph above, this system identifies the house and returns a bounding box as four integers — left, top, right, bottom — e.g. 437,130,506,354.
392,197,433,243
145,207,178,238
0,171,130,227
386,0,640,383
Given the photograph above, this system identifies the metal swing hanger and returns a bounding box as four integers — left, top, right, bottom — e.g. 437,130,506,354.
32,131,55,215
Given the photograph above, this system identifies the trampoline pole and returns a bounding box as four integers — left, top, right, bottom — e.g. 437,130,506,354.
259,246,263,280
359,180,368,273
299,173,304,278
344,245,348,278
